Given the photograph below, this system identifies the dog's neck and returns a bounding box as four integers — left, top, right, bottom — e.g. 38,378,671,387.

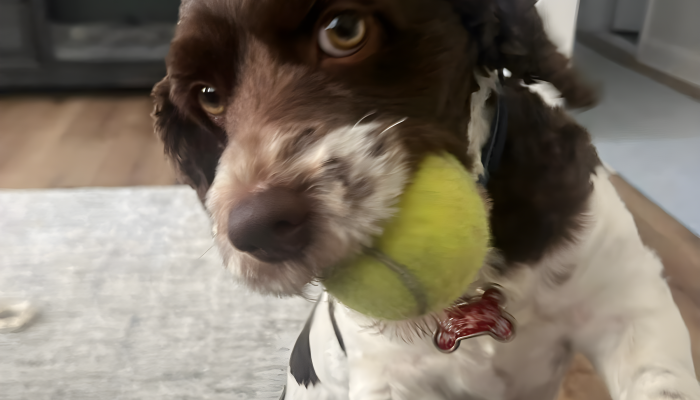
335,72,506,339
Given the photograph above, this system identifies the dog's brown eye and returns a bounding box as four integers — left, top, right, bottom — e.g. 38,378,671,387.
198,86,224,115
319,12,367,57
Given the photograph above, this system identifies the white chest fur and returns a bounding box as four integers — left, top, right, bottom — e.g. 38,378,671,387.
284,168,700,400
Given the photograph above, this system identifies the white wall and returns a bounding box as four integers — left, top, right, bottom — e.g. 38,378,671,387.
531,0,580,105
536,0,580,57
638,0,700,87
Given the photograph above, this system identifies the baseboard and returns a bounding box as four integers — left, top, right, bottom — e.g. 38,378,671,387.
577,30,700,102
637,38,700,88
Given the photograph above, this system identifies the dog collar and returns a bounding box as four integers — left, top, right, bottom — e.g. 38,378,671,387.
478,73,508,186
435,74,513,352
434,285,516,353
435,74,512,352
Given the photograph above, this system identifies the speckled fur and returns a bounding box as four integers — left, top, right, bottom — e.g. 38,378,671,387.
207,122,411,295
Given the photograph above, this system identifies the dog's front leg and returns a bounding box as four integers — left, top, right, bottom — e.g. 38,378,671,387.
576,277,700,400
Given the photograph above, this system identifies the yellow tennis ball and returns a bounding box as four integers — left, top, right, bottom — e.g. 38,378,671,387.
323,153,490,320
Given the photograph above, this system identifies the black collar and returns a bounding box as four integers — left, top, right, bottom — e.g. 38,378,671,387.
478,77,508,186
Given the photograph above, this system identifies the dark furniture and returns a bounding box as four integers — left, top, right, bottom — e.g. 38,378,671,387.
0,0,179,89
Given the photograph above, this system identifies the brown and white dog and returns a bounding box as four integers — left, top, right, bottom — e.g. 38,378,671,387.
152,0,700,399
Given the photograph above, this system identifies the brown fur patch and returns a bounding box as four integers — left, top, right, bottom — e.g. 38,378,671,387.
486,81,600,264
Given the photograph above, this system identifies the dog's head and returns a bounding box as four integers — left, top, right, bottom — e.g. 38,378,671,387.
153,0,594,296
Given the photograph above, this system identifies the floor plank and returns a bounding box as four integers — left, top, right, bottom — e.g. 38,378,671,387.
90,102,164,187
0,98,87,185
559,355,611,400
30,98,120,188
0,94,175,189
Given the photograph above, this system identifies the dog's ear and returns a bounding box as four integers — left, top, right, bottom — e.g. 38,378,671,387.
447,0,597,108
152,77,225,202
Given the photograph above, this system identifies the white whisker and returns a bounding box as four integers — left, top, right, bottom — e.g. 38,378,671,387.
380,117,408,136
354,111,377,128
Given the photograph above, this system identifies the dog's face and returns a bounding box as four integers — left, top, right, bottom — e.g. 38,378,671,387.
153,0,593,296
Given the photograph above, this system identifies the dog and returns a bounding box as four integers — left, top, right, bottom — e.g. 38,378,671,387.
152,0,700,399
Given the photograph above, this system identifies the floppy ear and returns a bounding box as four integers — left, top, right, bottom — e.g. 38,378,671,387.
152,77,226,202
447,0,597,108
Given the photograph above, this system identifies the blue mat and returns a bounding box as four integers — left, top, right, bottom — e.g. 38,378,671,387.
595,137,700,235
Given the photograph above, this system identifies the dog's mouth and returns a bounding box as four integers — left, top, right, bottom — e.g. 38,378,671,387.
206,120,414,296
205,96,494,298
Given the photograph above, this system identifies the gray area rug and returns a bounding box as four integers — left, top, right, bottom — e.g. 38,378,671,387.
0,187,315,400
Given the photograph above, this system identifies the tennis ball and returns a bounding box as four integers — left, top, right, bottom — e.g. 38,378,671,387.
323,153,490,320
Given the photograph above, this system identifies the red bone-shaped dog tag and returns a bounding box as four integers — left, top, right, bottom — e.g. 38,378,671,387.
434,286,516,353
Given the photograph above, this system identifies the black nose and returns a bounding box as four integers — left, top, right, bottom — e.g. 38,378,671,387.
227,187,311,263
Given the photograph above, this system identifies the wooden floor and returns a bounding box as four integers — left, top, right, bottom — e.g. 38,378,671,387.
0,93,175,189
1,94,699,400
